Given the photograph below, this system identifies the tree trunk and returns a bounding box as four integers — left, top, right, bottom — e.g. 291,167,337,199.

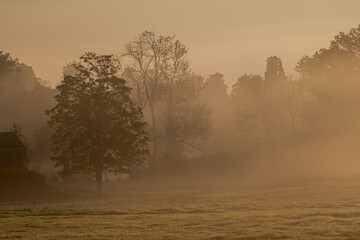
164,95,178,163
95,171,103,197
149,101,158,168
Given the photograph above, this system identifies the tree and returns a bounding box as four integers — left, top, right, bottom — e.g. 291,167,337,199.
200,73,231,152
202,73,229,108
0,51,17,80
123,31,210,165
231,68,306,149
0,59,56,140
231,74,267,147
46,52,149,196
123,31,179,166
0,51,17,95
276,76,307,141
295,24,360,137
161,73,211,162
329,24,360,56
265,56,285,85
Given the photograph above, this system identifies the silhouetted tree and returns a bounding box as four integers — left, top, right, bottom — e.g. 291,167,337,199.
124,31,181,166
123,31,210,165
231,74,267,147
0,61,56,139
270,75,308,143
330,24,360,56
0,51,17,80
200,73,232,152
46,52,149,196
161,73,211,162
232,69,306,149
202,73,228,107
295,25,360,137
265,56,285,85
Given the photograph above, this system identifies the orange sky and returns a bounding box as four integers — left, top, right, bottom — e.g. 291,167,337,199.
1,0,360,87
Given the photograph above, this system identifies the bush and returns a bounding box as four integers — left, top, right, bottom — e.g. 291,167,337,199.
0,168,50,200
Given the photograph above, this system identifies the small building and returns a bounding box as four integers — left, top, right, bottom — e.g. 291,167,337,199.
0,132,26,169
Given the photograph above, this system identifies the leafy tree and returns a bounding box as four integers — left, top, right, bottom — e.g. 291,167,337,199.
0,51,17,79
295,24,360,89
0,51,17,95
232,70,306,149
202,73,229,107
329,24,360,56
231,74,266,147
0,62,56,140
295,25,360,137
200,73,232,152
265,56,285,85
46,52,149,196
277,77,307,141
232,74,262,97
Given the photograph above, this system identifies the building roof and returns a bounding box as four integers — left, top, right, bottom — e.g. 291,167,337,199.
0,132,25,148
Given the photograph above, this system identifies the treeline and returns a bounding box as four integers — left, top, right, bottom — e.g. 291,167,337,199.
1,24,360,181
0,52,56,173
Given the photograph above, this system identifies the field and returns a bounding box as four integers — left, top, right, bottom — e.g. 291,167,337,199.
2,179,360,240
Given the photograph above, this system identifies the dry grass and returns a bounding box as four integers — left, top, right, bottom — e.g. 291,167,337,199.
2,179,360,239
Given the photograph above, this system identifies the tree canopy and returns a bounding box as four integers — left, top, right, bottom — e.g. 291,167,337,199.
123,31,211,165
47,52,149,195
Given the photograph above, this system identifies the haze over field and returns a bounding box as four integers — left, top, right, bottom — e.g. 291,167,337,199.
3,1,360,239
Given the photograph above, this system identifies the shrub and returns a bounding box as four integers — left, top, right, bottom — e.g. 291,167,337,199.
0,168,50,200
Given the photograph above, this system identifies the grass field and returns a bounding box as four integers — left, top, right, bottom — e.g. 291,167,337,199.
2,179,360,240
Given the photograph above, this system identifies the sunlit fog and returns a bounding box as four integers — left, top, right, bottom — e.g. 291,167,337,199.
1,1,360,239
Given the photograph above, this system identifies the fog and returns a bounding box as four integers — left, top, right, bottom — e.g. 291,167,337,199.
4,3,360,239
1,2,360,193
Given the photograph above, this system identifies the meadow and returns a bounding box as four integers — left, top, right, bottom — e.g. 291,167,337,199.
2,179,360,240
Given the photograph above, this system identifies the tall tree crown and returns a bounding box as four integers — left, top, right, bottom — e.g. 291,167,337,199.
265,56,285,84
47,53,149,184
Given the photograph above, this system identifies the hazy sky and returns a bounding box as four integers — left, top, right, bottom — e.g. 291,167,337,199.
1,0,360,87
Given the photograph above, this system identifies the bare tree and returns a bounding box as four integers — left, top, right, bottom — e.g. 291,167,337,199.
123,31,210,165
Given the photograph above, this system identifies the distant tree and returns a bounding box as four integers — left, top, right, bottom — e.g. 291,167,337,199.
46,52,149,196
277,76,308,141
121,67,147,108
265,56,285,85
0,51,17,94
123,31,210,164
9,123,30,168
231,70,306,148
295,24,360,136
295,24,360,88
202,73,228,107
161,73,211,161
231,74,267,146
329,24,360,56
123,31,178,166
200,73,231,152
232,74,262,97
0,61,56,140
0,51,17,79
